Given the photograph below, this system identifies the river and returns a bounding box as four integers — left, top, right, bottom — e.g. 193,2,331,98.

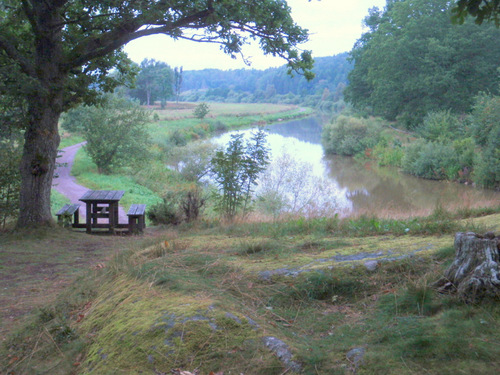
214,117,500,217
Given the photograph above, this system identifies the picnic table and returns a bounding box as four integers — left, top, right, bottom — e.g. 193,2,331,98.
79,190,125,234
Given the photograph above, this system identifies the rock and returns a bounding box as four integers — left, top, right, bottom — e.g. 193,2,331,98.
346,347,365,367
225,312,242,324
262,336,301,372
364,260,378,271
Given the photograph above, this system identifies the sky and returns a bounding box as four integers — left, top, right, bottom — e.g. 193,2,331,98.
123,1,387,71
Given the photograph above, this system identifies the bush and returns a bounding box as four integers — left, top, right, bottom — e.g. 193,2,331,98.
193,102,210,119
473,122,500,189
372,138,405,167
168,129,188,146
418,110,464,142
0,135,22,228
147,185,206,225
322,115,382,156
469,93,500,147
402,140,459,180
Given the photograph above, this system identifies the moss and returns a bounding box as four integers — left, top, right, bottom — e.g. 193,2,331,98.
78,276,281,374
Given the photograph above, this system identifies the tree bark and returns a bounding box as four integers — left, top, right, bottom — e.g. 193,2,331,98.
16,1,65,228
17,96,62,227
435,232,500,303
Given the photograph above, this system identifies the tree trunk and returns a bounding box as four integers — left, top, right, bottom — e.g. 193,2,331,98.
16,95,62,227
435,232,500,303
15,1,65,228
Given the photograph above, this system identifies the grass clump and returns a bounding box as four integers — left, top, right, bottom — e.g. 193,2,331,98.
236,239,280,256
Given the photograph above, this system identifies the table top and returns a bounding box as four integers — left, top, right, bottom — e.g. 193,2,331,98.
79,190,125,203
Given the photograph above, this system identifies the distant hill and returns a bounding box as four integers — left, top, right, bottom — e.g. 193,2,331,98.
180,53,352,106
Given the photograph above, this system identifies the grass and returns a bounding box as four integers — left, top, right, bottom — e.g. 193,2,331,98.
6,103,497,373
147,103,310,141
71,149,162,210
2,211,500,374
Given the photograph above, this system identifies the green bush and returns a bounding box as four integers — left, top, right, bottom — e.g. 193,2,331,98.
473,122,500,189
372,140,405,167
469,93,500,147
147,185,206,225
0,134,22,228
402,140,459,180
418,110,464,142
168,129,188,146
147,195,182,225
322,115,382,156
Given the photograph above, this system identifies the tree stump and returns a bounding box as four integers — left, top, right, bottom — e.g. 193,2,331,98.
435,232,500,303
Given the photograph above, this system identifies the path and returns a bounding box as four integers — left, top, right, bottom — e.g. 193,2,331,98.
53,142,128,223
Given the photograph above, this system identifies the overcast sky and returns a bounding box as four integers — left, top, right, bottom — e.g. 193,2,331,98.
123,0,387,71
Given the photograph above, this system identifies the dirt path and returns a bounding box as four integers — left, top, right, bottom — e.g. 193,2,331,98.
53,142,128,223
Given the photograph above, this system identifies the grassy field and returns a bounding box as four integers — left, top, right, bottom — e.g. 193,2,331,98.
1,212,499,375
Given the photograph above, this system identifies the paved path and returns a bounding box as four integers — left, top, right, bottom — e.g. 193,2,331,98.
53,142,128,223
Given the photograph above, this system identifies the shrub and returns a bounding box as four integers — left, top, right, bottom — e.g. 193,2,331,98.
147,185,206,225
469,93,500,147
168,129,188,146
418,110,464,142
0,134,22,228
147,195,182,225
473,122,500,189
402,140,459,180
322,115,382,156
193,102,210,119
372,141,405,167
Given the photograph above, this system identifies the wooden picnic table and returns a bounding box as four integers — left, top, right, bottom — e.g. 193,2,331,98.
79,190,125,234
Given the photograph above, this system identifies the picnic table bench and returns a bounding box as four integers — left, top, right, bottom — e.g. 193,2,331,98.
56,190,147,234
56,203,81,226
127,204,147,233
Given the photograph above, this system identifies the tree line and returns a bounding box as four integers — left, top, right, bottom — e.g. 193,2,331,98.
324,0,500,190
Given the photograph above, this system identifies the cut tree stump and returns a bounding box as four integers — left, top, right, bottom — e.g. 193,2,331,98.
435,232,500,303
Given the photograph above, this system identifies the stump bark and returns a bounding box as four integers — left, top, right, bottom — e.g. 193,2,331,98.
435,232,500,303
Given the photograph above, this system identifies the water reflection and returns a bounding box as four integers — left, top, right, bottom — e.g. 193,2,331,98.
214,117,500,216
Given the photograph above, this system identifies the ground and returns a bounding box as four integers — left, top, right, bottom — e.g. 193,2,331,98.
0,227,162,340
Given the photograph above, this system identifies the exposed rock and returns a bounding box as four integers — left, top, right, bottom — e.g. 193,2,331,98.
262,336,301,372
225,312,242,324
346,347,365,367
364,260,378,271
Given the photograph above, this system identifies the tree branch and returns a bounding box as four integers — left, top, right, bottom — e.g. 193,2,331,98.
64,7,215,70
0,35,36,77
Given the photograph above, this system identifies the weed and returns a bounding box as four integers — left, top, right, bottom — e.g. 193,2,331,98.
236,239,278,255
271,271,367,306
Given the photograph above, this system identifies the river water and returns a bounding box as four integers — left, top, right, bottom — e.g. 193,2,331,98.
214,117,500,217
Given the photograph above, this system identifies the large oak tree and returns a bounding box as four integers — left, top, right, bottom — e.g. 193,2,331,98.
0,0,312,228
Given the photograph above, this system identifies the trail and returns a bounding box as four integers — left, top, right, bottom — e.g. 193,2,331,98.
53,142,128,223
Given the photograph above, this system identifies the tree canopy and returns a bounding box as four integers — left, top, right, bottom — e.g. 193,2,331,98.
0,0,313,227
452,0,500,26
129,59,174,106
345,0,500,128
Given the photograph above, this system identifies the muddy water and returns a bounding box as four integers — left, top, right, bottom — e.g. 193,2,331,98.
214,117,500,216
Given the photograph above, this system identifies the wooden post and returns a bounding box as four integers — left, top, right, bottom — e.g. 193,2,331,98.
86,202,91,234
